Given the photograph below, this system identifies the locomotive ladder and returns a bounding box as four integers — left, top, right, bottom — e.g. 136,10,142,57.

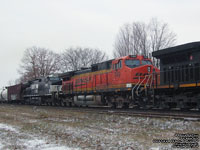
131,73,154,104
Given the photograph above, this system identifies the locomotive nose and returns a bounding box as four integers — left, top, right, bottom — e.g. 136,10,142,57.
132,65,153,79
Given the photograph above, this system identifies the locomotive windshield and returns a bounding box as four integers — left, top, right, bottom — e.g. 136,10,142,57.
142,60,152,65
125,60,140,68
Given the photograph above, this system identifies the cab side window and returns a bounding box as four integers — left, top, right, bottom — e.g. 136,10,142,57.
113,60,122,70
119,60,122,68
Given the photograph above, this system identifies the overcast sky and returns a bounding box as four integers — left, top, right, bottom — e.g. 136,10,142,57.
0,0,200,88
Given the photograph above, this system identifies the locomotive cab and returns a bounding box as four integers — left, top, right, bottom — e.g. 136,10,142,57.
111,55,159,89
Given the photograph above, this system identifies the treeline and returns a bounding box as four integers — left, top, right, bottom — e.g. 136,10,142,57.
14,18,176,84
17,47,108,83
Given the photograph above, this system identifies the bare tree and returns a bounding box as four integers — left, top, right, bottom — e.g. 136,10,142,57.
61,47,108,71
149,18,176,52
113,24,133,57
113,18,177,60
149,18,177,67
131,22,149,56
18,46,60,82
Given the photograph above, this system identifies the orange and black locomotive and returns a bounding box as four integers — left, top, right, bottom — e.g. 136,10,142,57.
60,55,159,108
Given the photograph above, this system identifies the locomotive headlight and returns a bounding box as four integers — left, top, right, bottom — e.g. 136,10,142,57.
148,66,151,72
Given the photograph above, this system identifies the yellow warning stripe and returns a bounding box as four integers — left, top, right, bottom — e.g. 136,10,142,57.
157,82,200,89
72,69,111,79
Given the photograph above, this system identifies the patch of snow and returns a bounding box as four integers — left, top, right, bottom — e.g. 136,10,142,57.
0,142,3,149
41,146,78,150
0,123,18,132
150,147,159,150
28,119,38,123
23,136,78,150
62,118,77,122
24,138,46,149
184,117,200,121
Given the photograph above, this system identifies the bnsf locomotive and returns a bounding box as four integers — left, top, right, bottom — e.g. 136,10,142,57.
1,41,200,110
60,55,159,108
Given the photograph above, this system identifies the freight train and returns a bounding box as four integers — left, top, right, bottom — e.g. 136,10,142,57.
1,42,200,110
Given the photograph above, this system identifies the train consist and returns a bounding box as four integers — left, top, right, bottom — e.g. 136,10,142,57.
1,42,200,110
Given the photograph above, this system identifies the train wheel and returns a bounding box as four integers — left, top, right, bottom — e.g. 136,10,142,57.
110,102,116,109
123,103,129,109
116,101,123,108
138,97,147,109
60,101,64,107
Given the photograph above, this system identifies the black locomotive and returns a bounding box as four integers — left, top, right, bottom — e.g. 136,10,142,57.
153,42,200,109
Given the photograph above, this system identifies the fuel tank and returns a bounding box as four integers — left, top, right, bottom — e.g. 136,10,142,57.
74,95,103,106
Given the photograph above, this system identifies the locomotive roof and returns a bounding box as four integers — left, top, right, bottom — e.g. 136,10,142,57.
60,59,114,78
59,71,75,78
152,41,200,58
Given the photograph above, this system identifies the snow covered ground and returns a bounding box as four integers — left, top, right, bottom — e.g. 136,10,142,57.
0,104,200,150
0,122,77,150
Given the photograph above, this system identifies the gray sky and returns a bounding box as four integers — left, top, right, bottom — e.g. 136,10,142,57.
0,0,200,88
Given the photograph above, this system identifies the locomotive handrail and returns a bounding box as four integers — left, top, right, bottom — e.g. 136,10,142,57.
146,73,156,96
136,75,149,96
150,73,154,89
145,74,152,88
131,76,141,101
144,74,152,96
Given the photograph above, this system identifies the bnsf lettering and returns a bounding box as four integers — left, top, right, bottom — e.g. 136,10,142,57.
75,77,92,87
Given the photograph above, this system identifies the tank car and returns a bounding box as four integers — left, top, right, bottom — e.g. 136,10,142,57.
0,88,8,102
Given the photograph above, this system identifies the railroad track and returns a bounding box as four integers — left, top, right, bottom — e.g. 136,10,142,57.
40,105,200,121
75,108,200,121
104,110,200,121
1,103,200,121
